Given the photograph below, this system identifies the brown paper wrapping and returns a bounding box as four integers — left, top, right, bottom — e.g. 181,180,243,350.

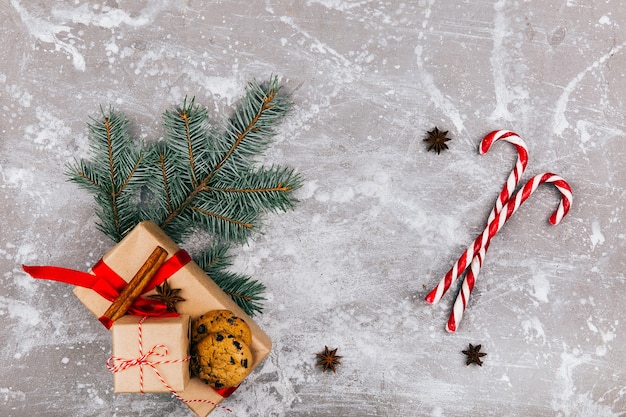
74,221,272,417
111,315,190,393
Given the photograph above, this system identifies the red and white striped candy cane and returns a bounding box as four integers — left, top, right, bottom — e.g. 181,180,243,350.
446,172,573,332
481,130,529,223
425,130,529,304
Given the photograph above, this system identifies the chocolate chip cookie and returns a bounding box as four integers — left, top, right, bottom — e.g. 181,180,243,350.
191,309,252,346
191,331,252,388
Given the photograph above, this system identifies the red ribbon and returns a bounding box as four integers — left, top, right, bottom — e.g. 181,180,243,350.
213,385,239,398
22,250,192,325
23,249,239,400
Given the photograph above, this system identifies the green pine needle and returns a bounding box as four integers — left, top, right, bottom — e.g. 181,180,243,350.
194,245,266,316
210,271,266,316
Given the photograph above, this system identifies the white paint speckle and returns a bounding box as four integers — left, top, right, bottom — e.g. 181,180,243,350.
11,0,173,71
521,316,546,345
553,40,626,136
527,273,550,303
0,296,42,326
11,0,86,71
590,220,605,250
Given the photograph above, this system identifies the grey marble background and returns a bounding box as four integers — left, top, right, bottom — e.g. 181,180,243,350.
1,1,625,416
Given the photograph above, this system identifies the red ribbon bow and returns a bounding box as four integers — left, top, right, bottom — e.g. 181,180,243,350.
106,316,191,395
22,249,192,325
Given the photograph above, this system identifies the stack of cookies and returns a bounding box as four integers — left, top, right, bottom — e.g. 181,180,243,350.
190,310,254,389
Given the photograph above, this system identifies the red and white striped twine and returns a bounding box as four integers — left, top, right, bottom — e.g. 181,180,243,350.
106,316,232,412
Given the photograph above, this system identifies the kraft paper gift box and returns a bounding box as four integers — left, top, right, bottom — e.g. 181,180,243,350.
110,315,190,393
74,220,272,417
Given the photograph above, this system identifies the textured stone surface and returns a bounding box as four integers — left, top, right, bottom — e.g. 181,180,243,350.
1,1,624,416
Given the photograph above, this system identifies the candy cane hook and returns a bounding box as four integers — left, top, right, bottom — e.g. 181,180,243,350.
480,130,529,224
425,130,529,305
446,172,573,332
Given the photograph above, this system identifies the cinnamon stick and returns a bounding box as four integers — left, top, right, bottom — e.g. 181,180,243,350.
99,246,168,328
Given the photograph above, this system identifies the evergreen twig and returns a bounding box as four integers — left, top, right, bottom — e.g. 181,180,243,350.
194,245,266,315
66,108,144,241
145,76,300,243
65,76,300,315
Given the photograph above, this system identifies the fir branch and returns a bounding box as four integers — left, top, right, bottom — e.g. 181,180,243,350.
68,76,302,314
190,207,255,230
211,271,266,316
116,155,143,198
162,98,213,187
194,242,233,274
152,76,300,242
71,161,103,191
66,108,144,241
194,245,266,316
180,109,197,187
209,166,301,213
205,88,275,182
139,144,192,240
157,151,173,214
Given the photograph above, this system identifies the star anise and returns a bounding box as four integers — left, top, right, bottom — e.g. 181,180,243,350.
147,280,185,312
315,346,342,373
423,127,451,154
462,343,487,366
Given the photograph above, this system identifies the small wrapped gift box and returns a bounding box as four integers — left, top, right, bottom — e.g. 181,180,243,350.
110,315,190,393
73,221,272,417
